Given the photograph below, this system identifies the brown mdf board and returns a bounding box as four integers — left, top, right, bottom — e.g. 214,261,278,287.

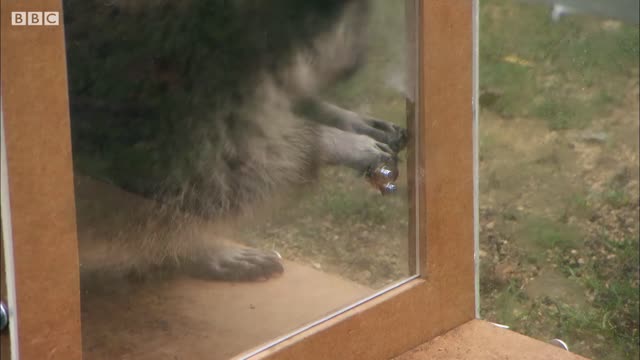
249,1,476,359
1,0,84,359
393,320,590,360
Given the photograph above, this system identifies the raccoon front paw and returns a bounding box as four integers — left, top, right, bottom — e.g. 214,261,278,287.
363,118,408,153
187,247,284,281
350,134,398,174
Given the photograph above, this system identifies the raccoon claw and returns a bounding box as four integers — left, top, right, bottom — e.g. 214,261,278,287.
376,142,394,157
364,118,408,153
373,144,399,169
360,139,397,175
187,247,284,281
389,126,409,153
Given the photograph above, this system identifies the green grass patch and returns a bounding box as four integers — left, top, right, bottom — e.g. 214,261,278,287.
482,235,639,359
602,188,632,208
314,189,392,225
519,217,583,251
563,236,639,359
480,0,639,129
601,173,634,208
492,279,530,324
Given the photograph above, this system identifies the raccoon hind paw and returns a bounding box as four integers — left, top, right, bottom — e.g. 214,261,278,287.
187,246,284,282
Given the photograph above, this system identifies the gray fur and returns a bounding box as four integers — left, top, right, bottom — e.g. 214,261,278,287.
68,0,408,281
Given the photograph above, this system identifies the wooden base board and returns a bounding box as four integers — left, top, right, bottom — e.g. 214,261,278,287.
81,262,372,360
393,319,590,360
73,176,377,359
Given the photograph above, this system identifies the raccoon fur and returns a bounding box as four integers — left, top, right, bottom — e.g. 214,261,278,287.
64,0,408,281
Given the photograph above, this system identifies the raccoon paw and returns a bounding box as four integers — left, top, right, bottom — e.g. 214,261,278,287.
349,134,398,174
186,247,284,282
362,118,409,153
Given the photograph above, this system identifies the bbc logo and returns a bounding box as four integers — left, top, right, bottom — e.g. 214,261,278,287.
11,12,60,26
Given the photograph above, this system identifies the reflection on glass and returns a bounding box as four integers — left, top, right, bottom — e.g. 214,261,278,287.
64,0,416,358
479,1,639,360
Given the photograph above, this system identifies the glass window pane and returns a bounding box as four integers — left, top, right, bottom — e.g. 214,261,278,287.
64,0,419,358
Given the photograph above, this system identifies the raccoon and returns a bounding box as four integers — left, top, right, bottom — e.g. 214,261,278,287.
64,0,408,281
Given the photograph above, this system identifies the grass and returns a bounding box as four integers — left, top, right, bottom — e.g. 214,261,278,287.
316,190,392,225
603,188,633,208
493,279,528,325
519,217,583,252
480,0,639,129
563,191,595,220
478,1,639,359
601,173,634,208
482,229,639,359
512,239,640,359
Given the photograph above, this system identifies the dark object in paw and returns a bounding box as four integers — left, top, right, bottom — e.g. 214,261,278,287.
367,163,399,195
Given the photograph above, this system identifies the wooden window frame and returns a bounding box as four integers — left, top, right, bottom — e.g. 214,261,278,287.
0,0,476,359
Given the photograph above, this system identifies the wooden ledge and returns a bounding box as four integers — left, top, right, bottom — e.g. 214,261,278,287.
393,319,589,360
74,176,375,359
82,262,372,360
